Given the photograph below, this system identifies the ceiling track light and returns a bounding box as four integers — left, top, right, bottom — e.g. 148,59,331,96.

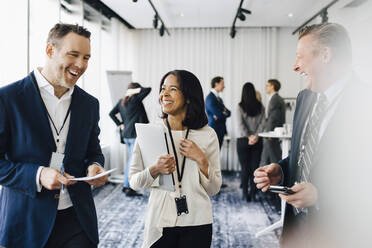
148,0,170,37
230,0,252,39
292,0,338,35
153,14,158,29
321,9,328,23
160,24,165,36
230,27,236,39
237,7,251,22
240,8,252,15
238,10,246,21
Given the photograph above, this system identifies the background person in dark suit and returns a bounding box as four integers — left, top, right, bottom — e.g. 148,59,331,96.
109,82,151,196
260,79,286,165
205,76,231,148
254,23,372,248
0,23,107,248
205,76,231,188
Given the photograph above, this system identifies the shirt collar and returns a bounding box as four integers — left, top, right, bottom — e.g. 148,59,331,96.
211,88,219,97
321,72,351,105
34,67,74,98
267,92,276,103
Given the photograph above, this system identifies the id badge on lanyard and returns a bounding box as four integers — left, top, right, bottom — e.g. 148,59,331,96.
50,152,65,170
165,118,190,216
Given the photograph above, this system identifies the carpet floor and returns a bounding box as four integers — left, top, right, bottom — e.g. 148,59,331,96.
94,173,281,248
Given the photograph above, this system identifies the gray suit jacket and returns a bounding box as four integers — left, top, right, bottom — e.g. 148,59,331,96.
265,93,286,131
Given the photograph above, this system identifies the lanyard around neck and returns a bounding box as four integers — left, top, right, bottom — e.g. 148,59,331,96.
32,78,72,144
165,118,190,186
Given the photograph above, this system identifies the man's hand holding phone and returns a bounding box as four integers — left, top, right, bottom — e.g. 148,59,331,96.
253,163,282,192
279,182,318,208
268,185,295,195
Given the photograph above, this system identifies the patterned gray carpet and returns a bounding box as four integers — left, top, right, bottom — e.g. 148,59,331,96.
94,174,280,248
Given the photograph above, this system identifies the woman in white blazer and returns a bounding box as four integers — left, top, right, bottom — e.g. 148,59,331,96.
129,70,222,248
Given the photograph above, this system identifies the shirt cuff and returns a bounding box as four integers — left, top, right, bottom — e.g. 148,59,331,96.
36,166,44,192
146,167,158,186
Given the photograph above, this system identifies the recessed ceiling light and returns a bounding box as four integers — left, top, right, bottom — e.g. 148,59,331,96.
288,13,294,18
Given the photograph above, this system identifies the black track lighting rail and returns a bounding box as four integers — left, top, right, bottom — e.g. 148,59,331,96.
292,0,339,35
148,0,170,36
84,0,134,29
230,0,251,39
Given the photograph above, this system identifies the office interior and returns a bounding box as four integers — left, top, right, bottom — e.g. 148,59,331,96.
0,0,371,247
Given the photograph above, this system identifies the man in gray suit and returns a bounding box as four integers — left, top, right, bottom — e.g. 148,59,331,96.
260,79,286,165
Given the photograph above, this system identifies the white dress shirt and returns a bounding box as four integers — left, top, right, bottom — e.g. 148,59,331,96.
265,92,276,118
129,124,222,248
211,88,219,98
34,67,74,210
301,74,350,145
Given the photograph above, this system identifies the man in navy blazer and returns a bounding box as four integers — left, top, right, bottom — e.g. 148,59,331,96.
205,76,231,148
0,24,107,248
254,23,372,247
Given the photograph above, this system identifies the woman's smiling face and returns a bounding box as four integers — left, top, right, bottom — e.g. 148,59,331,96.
159,74,186,117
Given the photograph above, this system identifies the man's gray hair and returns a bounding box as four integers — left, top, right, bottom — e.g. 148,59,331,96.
299,23,352,64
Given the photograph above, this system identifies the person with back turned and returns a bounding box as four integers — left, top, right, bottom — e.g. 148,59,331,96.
109,82,151,196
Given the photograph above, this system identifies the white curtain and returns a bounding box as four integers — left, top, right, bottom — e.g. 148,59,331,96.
131,27,279,170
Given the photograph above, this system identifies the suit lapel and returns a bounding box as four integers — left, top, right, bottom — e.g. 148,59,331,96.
293,91,316,158
213,93,224,109
25,72,56,152
290,90,316,183
64,87,84,158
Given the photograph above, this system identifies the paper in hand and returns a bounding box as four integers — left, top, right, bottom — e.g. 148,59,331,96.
68,168,117,181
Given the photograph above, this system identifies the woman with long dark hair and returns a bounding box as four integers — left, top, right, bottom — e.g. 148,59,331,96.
237,82,265,202
129,70,221,248
109,82,151,196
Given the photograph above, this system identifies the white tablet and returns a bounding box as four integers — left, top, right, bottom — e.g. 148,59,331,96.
135,123,175,192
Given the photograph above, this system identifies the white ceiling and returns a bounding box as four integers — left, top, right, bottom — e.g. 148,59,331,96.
101,0,356,29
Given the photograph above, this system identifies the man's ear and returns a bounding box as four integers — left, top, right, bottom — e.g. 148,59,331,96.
322,46,332,64
46,43,54,58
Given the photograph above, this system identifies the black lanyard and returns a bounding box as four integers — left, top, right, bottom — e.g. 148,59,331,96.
165,118,190,187
32,77,72,144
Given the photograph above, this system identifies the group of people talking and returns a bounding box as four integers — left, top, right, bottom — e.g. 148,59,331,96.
1,21,371,248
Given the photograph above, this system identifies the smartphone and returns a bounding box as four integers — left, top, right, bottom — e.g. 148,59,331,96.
268,185,295,195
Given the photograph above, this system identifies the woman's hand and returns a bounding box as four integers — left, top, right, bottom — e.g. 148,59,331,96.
149,155,175,179
248,135,259,145
180,139,209,178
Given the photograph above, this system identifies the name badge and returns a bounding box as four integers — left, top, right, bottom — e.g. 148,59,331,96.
49,152,65,170
175,195,189,216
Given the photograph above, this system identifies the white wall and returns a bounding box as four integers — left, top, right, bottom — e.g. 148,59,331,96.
330,0,372,84
277,28,306,97
0,0,28,84
130,27,296,169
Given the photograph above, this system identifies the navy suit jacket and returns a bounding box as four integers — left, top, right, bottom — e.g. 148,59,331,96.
205,92,231,138
278,89,316,188
0,72,104,247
